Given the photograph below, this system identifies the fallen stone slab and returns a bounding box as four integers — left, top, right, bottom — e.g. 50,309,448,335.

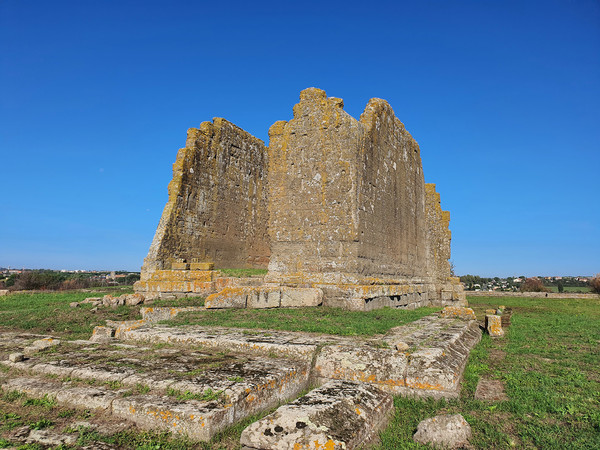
240,380,393,450
413,414,472,449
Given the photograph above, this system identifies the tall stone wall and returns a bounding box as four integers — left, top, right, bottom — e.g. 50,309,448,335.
425,183,452,283
141,118,269,276
266,88,430,286
267,89,361,282
137,88,465,308
357,99,428,278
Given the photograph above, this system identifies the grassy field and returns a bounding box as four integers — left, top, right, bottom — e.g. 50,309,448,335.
375,295,600,449
1,291,599,448
546,285,592,293
165,305,439,336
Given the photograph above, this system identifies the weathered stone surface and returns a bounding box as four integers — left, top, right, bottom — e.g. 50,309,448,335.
413,414,472,449
280,287,323,307
26,429,77,446
23,337,60,355
90,326,116,342
240,380,393,450
314,344,409,393
486,314,504,337
9,352,25,362
139,118,270,279
0,289,9,296
112,395,233,441
119,325,325,360
440,306,476,321
315,314,481,398
205,286,324,309
136,88,463,310
125,293,145,306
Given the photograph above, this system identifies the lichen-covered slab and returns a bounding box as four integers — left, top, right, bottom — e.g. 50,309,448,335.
119,325,340,359
112,395,234,441
240,380,393,450
315,314,481,398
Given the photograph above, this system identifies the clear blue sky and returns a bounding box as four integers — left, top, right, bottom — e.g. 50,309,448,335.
1,0,599,277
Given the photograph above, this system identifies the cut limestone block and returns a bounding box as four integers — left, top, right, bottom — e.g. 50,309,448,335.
280,287,323,307
240,380,393,450
315,315,482,398
112,395,234,441
439,306,476,321
486,314,504,337
314,345,408,393
413,414,472,449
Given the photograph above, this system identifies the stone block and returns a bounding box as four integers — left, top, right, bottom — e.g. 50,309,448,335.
171,262,190,270
24,338,60,355
205,287,249,309
247,288,280,308
240,380,393,450
90,326,115,342
280,287,323,307
439,306,476,321
0,289,8,296
9,352,25,362
413,414,472,449
125,293,145,306
314,344,408,394
190,262,214,270
486,314,504,337
112,395,235,441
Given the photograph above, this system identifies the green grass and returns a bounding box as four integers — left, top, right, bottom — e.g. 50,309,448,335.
0,290,138,339
148,296,205,307
376,295,600,449
165,305,439,336
217,268,268,278
546,285,592,293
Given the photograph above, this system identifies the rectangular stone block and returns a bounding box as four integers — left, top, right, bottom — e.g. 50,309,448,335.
190,262,214,270
112,395,235,441
280,287,323,307
247,288,280,308
171,262,190,270
240,380,393,450
314,344,408,394
205,287,248,308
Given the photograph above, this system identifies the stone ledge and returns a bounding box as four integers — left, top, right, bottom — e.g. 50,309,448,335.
240,380,393,450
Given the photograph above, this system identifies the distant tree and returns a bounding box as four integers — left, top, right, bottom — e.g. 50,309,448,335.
557,281,564,293
590,274,600,295
520,277,550,293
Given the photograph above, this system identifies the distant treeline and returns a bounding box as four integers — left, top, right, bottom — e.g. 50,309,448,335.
1,270,140,291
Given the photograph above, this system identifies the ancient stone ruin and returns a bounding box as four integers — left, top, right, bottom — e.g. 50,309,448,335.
135,88,465,310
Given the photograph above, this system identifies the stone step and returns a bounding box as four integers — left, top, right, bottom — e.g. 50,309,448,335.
117,325,348,360
314,315,482,398
1,340,312,441
1,377,232,441
240,380,393,450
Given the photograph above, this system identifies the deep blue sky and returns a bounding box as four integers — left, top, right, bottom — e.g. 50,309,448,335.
1,0,599,277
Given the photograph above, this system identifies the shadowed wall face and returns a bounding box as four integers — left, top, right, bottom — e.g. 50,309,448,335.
143,118,269,272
